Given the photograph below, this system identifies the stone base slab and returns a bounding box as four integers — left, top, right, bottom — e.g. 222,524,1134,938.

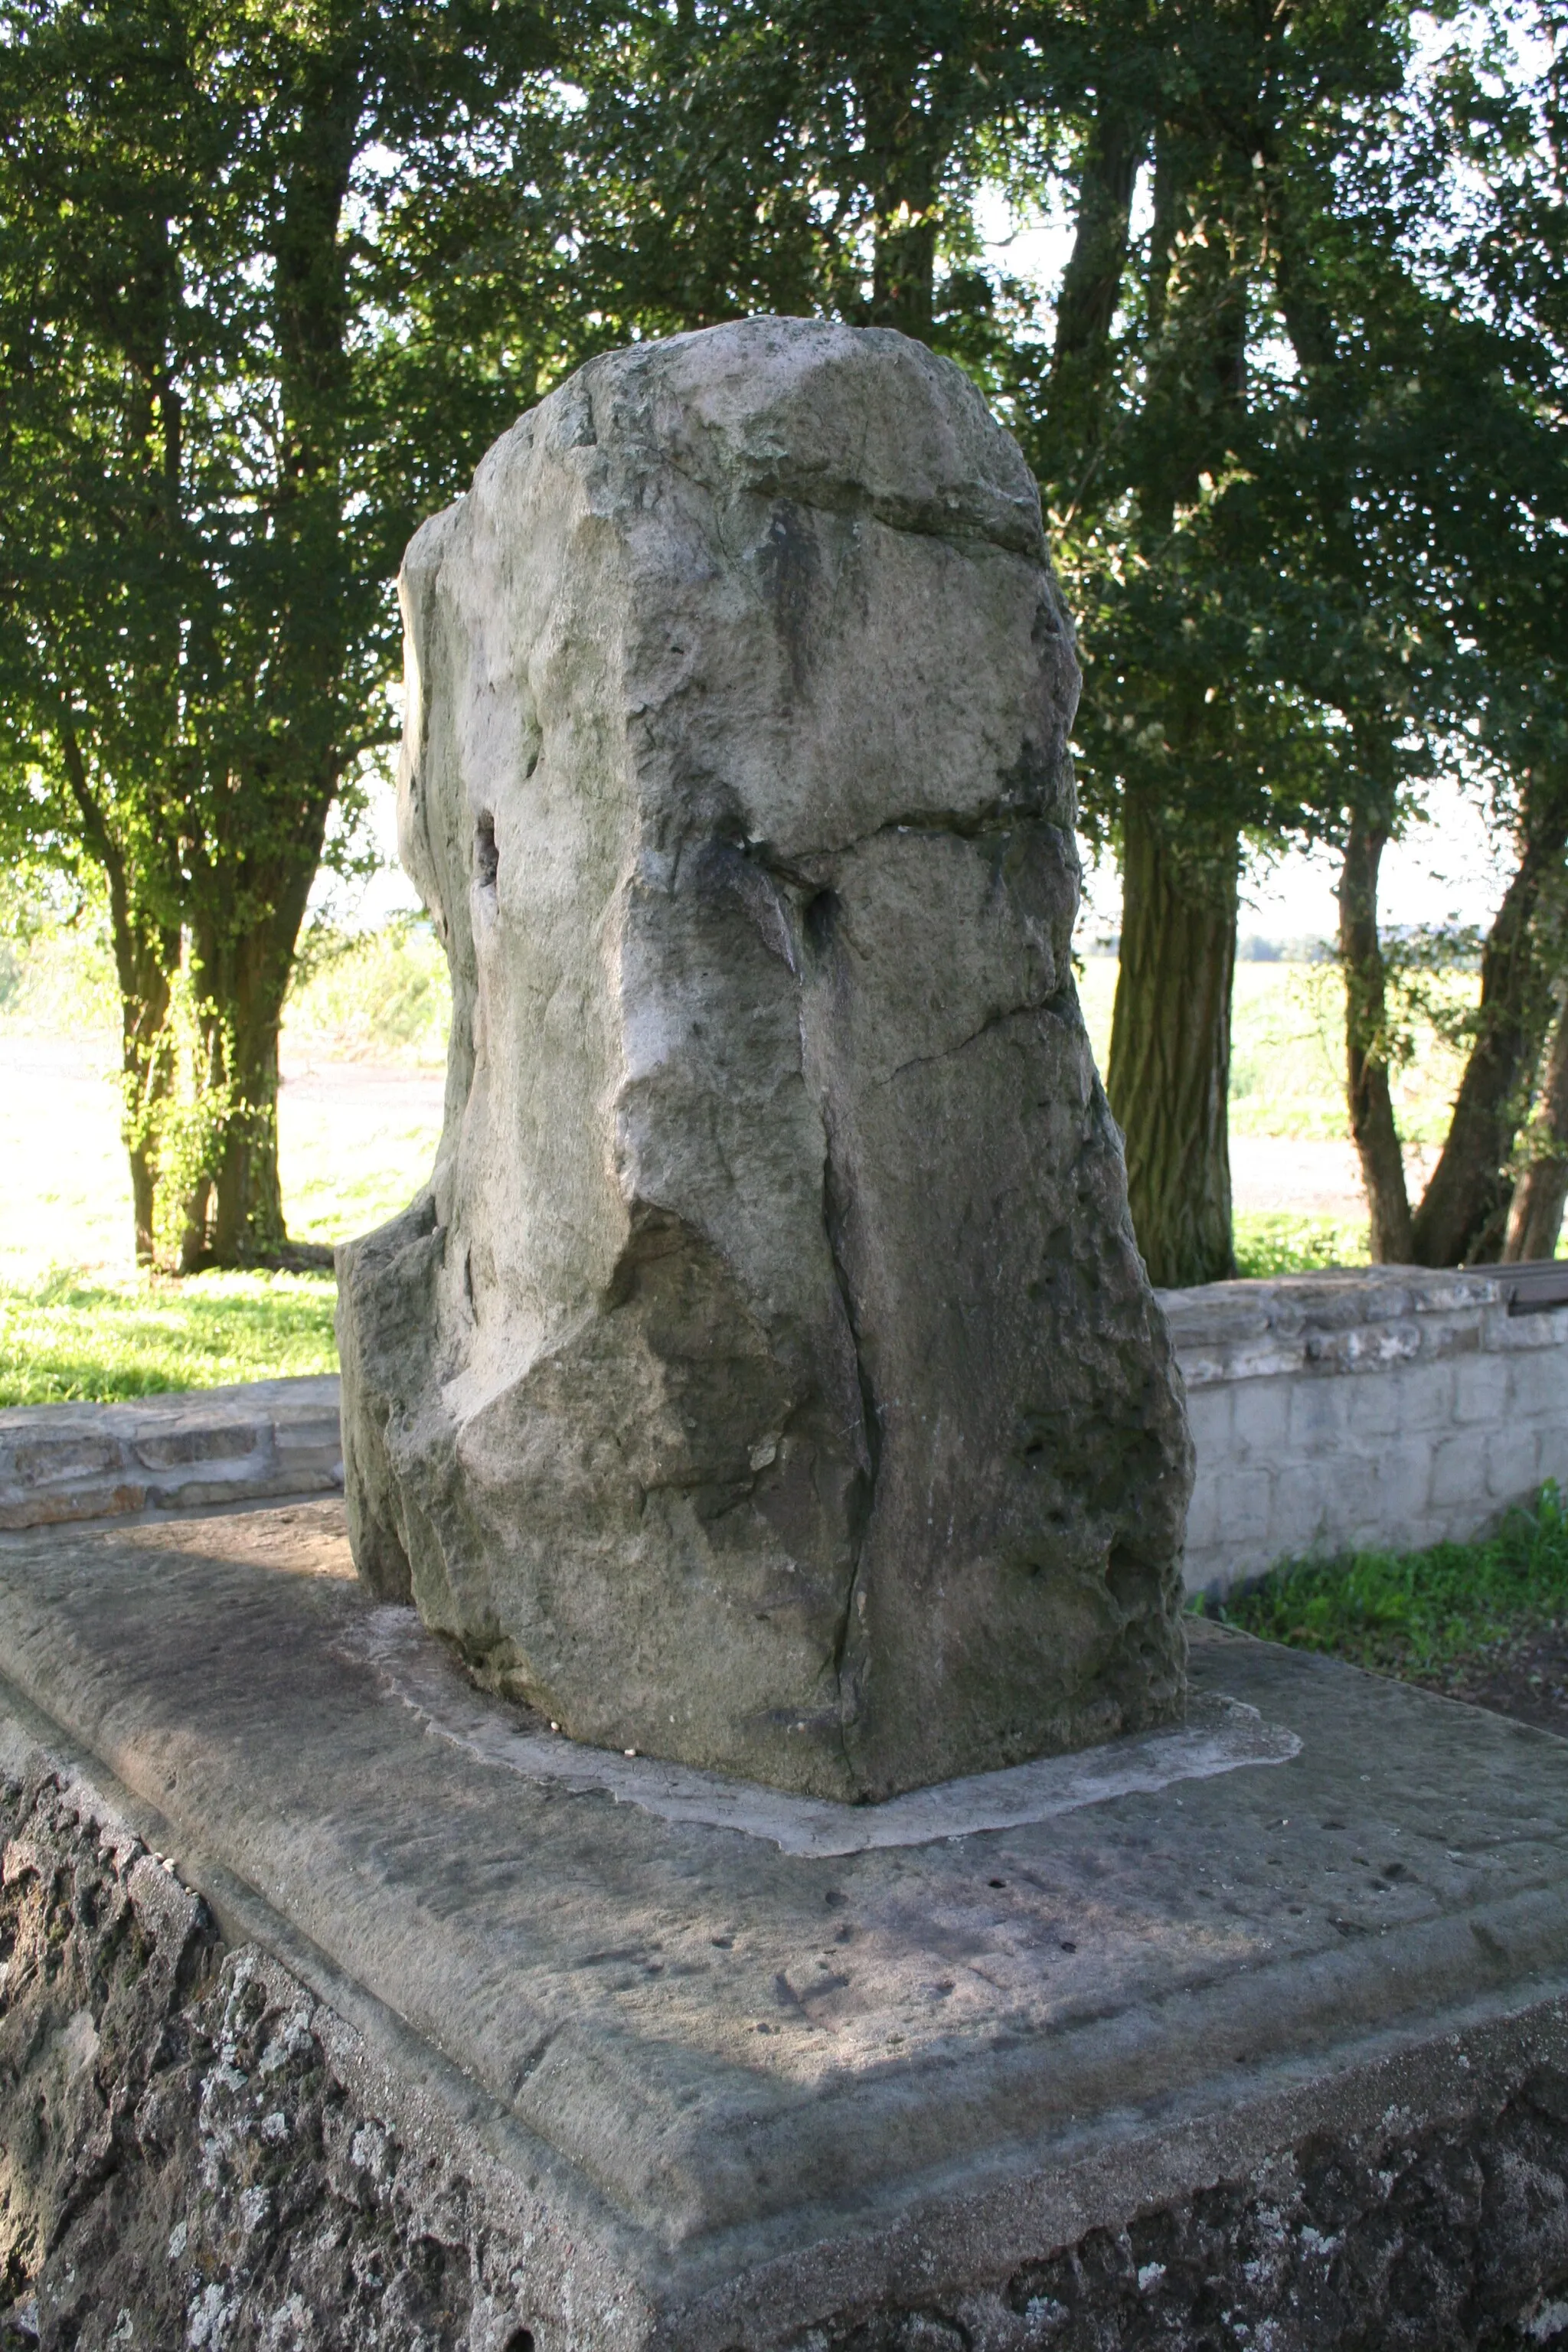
0,1498,1566,2347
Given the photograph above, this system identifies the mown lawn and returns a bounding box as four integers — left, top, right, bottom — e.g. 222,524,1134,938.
1230,1210,1370,1278
0,1269,338,1409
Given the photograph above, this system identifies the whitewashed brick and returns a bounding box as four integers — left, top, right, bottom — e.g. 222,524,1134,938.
1165,1266,1568,1594
1340,1376,1403,1440
1399,1363,1458,1432
1509,1353,1568,1417
1452,1354,1512,1426
1228,1379,1291,1459
1216,1469,1273,1546
1537,1426,1568,1494
1485,1423,1543,1504
1183,1386,1234,1458
1429,1432,1489,1510
1354,1442,1432,1536
1286,1379,1350,1452
1183,1473,1220,1553
1269,1464,1336,1558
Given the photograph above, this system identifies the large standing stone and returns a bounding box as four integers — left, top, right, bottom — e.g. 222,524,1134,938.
336,316,1192,1801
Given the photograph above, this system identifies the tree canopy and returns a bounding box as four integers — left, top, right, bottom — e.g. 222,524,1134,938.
2,0,1563,1276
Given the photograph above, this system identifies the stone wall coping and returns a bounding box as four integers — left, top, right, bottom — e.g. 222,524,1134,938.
0,1374,343,1531
1155,1263,1568,1387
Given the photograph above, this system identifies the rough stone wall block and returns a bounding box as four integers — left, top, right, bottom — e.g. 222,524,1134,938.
0,1380,345,1531
335,318,1194,1801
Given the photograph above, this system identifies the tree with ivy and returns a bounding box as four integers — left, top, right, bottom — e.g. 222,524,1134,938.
0,0,567,1267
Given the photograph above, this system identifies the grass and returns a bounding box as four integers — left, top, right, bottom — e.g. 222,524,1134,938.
1212,1485,1568,1683
0,1269,338,1409
1233,1212,1370,1278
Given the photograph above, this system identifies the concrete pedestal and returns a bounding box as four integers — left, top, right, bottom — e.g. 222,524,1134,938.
0,1498,1566,2349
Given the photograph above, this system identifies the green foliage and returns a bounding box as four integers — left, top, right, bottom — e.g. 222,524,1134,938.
2,0,1562,1279
0,1269,336,1406
526,0,1061,352
0,0,575,1262
1216,1485,1568,1680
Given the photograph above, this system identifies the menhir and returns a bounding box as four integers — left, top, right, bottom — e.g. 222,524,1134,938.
336,316,1193,1802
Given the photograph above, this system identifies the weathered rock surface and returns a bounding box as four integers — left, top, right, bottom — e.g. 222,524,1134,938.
336,315,1192,1800
0,1767,538,2352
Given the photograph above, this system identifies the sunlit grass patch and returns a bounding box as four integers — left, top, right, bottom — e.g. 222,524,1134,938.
1210,1485,1568,1681
0,1269,338,1408
1232,1211,1370,1278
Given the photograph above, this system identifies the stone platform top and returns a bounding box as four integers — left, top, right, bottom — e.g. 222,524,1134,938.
1,1496,1566,2348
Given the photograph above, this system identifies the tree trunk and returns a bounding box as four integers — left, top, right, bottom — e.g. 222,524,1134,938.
1107,797,1239,1288
858,56,939,341
206,1011,286,1268
56,724,182,1264
1338,809,1413,1261
1410,803,1568,1266
181,860,317,1269
1503,985,1568,1263
118,940,178,1267
1043,96,1143,501
168,49,360,1272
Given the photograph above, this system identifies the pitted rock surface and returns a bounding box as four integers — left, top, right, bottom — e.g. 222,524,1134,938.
0,1772,535,2352
782,2099,1568,2350
336,315,1191,1802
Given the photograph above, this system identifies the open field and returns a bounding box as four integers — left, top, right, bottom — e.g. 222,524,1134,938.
0,921,1485,1403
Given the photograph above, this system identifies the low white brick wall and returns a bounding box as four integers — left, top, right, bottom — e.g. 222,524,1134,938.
1161,1267,1568,1595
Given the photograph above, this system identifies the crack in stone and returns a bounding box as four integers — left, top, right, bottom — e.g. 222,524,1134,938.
728,806,1073,888
658,442,1047,564
880,1000,1050,1090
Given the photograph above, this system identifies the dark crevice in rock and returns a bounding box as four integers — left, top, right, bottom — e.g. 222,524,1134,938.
473,810,499,893
819,1131,880,1750
695,838,800,972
